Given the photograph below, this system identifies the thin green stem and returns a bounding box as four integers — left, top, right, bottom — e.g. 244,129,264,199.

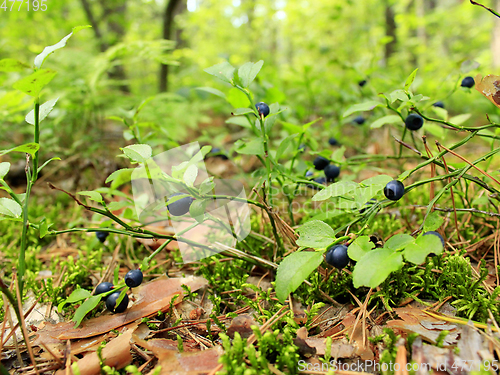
32,98,40,182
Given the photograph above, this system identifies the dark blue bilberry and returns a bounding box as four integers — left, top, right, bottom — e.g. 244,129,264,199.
324,164,340,182
461,76,475,88
325,244,350,269
313,156,330,170
167,193,194,216
106,291,129,313
96,231,109,243
125,269,143,288
95,282,114,298
405,113,424,131
255,102,270,117
384,180,405,201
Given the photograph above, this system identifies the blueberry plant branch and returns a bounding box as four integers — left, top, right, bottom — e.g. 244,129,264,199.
470,0,500,19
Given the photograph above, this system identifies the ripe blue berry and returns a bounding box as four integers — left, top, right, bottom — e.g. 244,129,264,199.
305,170,314,178
324,164,340,182
353,116,365,125
405,113,424,131
461,76,475,88
325,245,350,269
328,137,338,146
307,177,327,189
433,101,445,109
96,231,109,243
167,193,194,216
255,102,270,117
313,156,330,170
125,269,143,288
384,180,405,201
95,282,114,297
106,291,129,314
423,231,445,247
358,80,367,87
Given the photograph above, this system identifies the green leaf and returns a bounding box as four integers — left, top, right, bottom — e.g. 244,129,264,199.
296,220,335,249
275,251,324,303
232,107,255,116
449,114,471,126
0,58,30,72
460,60,480,74
12,69,57,97
105,168,134,188
384,233,415,251
72,295,101,328
121,144,153,163
183,164,198,186
78,191,104,203
0,198,22,218
312,181,358,202
424,123,445,139
238,60,264,88
281,121,303,135
0,162,10,179
348,236,375,261
199,178,215,195
204,61,235,84
370,115,401,129
403,234,443,264
385,234,414,251
235,138,264,155
39,220,49,238
343,101,382,118
58,288,92,312
404,68,418,91
34,25,91,69
352,249,404,288
360,174,393,188
399,169,412,181
25,98,59,125
106,201,131,211
423,211,444,232
194,87,226,99
330,146,346,164
0,143,40,156
276,134,298,160
226,117,252,128
431,106,448,121
389,89,408,103
38,157,61,174
227,88,251,108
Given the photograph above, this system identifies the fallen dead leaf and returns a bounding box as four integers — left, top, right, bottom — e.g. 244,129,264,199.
55,326,134,375
226,314,259,339
138,338,223,375
55,276,207,340
386,307,459,346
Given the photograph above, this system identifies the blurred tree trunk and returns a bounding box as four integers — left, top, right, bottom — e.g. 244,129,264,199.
80,0,130,93
492,0,500,67
384,0,397,64
159,0,185,93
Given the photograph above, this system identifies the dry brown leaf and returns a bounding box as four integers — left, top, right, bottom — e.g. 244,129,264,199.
474,74,500,108
386,307,459,346
226,314,258,339
304,337,356,358
138,338,223,375
55,327,134,375
57,276,207,340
